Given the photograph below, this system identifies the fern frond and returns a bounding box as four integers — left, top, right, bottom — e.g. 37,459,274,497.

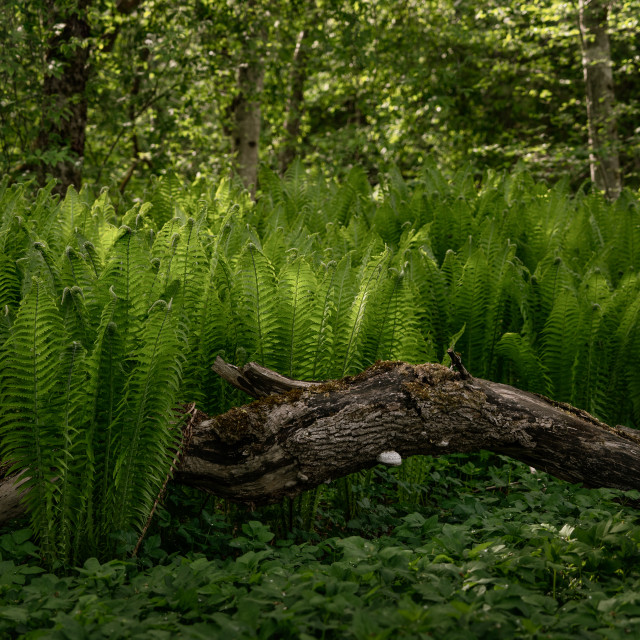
540,287,581,402
235,243,279,367
61,245,98,306
451,248,492,376
363,267,426,363
309,262,338,380
61,286,93,348
81,289,126,542
99,226,155,351
0,277,64,556
496,332,549,395
51,341,89,564
0,253,20,312
167,218,208,322
109,299,184,536
335,249,390,377
276,255,317,378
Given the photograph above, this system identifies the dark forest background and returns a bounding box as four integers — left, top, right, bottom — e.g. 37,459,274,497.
1,0,638,197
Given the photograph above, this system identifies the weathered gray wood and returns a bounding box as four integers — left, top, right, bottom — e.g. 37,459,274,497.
2,360,640,526
175,360,640,504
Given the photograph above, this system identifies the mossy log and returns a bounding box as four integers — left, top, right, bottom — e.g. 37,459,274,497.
2,357,640,525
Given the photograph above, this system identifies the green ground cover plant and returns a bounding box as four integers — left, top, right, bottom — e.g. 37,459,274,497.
1,164,640,637
2,457,640,638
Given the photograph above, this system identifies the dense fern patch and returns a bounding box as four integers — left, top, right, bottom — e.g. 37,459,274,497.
0,164,639,576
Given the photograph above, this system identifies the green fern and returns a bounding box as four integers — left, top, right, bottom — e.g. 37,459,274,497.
335,249,390,377
0,277,65,557
235,243,279,367
51,341,89,564
540,287,581,402
363,267,426,363
496,333,549,395
109,299,184,537
277,255,318,378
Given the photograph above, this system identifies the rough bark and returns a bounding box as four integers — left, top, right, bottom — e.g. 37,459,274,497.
36,0,93,193
232,59,264,196
2,358,640,526
279,29,308,173
578,0,622,200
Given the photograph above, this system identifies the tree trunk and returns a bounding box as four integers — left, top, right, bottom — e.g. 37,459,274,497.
232,59,264,196
3,358,640,525
279,29,308,173
36,0,93,194
578,0,622,200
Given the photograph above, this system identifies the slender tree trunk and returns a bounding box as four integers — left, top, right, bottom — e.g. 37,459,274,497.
3,358,640,525
36,0,92,194
232,59,264,196
578,0,622,199
279,29,308,173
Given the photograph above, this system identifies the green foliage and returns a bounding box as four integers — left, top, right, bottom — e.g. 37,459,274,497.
4,457,640,638
2,165,640,575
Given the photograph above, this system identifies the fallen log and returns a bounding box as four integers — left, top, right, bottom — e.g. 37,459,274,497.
2,357,640,526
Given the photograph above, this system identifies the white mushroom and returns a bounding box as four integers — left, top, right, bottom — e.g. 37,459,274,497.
377,450,402,466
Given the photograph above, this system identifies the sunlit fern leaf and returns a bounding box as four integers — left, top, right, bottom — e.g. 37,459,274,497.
430,195,473,262
276,255,317,378
627,313,640,429
82,240,103,292
213,174,252,218
540,287,581,402
325,253,357,377
28,241,63,297
61,286,93,348
392,225,432,268
371,201,402,247
335,249,390,377
44,186,88,254
406,249,449,357
0,181,28,239
363,267,421,363
261,224,289,274
579,279,637,424
258,166,285,208
309,262,338,380
607,194,640,285
61,245,97,300
182,233,228,410
0,277,64,558
235,243,279,368
495,333,550,395
571,301,607,416
211,255,240,361
167,218,208,323
121,201,154,231
109,299,184,537
99,226,155,352
151,217,182,263
451,248,492,376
